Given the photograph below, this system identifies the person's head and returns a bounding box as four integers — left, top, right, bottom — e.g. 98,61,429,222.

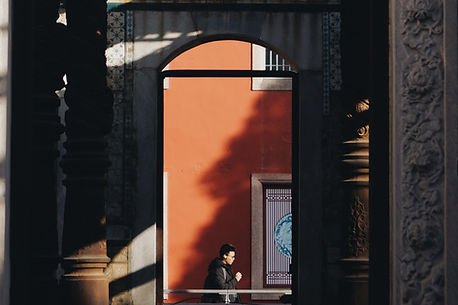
219,243,236,265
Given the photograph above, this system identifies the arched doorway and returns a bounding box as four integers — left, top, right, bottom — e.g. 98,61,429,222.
148,37,322,305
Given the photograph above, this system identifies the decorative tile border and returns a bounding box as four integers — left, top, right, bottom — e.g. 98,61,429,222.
126,10,134,69
322,11,342,115
322,12,331,115
329,12,341,91
106,11,126,91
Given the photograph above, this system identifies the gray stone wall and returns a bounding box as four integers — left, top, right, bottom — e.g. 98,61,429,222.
105,5,348,305
106,10,136,305
128,8,324,305
106,90,135,305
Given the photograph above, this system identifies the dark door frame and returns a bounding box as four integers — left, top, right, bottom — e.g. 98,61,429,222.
157,69,301,305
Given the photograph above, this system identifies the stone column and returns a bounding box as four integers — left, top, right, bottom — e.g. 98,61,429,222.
341,100,369,305
390,0,457,304
61,0,113,304
29,2,66,305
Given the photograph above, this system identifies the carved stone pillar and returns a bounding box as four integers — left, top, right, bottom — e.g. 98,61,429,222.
61,0,113,304
341,100,369,305
29,2,66,305
389,0,455,304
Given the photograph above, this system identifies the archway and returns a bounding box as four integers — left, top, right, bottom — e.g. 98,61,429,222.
148,35,321,305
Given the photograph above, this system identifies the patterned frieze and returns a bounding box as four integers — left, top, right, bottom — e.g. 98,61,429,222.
322,11,341,115
328,12,341,91
126,10,134,69
107,11,125,91
106,10,133,89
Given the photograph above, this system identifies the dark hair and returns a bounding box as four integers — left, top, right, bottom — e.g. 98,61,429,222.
219,243,236,258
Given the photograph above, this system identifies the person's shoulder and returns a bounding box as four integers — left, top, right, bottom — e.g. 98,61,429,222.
208,257,223,270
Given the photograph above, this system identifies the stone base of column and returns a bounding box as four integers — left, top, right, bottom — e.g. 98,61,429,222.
340,258,369,305
61,256,110,305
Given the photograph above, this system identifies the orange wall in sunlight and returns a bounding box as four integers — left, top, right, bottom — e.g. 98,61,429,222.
164,40,291,303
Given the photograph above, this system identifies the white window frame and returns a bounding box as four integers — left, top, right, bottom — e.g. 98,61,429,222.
163,172,169,299
163,64,170,89
251,44,292,91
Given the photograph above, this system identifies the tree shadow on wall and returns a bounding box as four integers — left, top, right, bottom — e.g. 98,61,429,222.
166,86,292,303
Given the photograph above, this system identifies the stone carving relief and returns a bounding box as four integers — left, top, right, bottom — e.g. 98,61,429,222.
342,99,369,259
399,0,444,304
346,195,369,257
343,99,369,141
341,97,369,259
355,99,369,140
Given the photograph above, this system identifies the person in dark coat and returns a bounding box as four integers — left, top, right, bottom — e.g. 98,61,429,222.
201,243,242,303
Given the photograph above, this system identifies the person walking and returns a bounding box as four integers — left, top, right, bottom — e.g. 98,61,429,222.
201,243,242,303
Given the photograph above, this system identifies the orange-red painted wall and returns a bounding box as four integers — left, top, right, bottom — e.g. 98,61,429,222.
164,40,291,303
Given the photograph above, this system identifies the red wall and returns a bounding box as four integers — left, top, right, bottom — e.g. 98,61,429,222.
164,40,291,303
